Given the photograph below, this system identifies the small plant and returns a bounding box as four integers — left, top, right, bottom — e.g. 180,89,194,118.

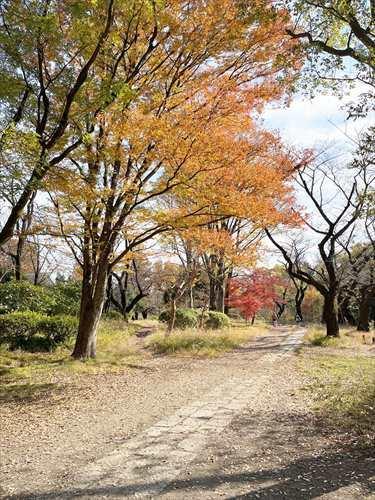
204,311,230,330
310,334,329,346
158,308,199,329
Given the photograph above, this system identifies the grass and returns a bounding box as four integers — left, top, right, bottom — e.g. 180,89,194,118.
0,317,267,400
0,318,138,402
300,351,375,444
146,325,263,357
305,324,375,348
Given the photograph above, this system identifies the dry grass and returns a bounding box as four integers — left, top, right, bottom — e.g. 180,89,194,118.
301,323,375,445
300,351,375,444
0,318,139,401
305,324,375,349
146,324,265,357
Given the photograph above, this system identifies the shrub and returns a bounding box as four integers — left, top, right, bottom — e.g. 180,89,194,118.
102,310,124,321
0,281,55,315
49,281,81,316
204,311,230,330
158,310,170,323
0,311,78,351
37,315,78,345
158,308,199,329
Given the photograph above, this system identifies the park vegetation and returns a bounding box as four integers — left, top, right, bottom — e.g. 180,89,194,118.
0,0,373,365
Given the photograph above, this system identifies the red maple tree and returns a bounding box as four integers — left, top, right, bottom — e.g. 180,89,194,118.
227,270,286,321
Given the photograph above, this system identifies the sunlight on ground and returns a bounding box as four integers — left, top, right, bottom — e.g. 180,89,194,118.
0,318,267,401
0,319,138,401
304,324,375,349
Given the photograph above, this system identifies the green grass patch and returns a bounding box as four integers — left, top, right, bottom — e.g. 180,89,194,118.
146,327,261,357
300,352,375,444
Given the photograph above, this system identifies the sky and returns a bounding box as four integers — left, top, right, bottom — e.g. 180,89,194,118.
260,84,374,266
264,88,373,150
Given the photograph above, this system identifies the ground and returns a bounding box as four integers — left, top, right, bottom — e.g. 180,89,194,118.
0,326,374,499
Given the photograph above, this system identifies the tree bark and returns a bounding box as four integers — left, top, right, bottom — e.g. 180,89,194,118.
209,276,217,310
357,287,370,332
216,278,225,313
187,283,194,308
322,293,340,337
294,285,306,323
167,299,177,336
72,265,108,359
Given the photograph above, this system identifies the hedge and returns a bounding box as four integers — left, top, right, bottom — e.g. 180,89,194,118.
0,311,78,351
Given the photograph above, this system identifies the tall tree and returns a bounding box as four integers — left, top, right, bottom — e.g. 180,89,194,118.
46,0,301,358
266,158,373,336
0,0,120,246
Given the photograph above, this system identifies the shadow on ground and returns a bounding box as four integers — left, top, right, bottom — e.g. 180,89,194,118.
6,444,375,499
7,423,375,499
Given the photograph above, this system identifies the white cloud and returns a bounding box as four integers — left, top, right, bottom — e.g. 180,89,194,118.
263,85,373,150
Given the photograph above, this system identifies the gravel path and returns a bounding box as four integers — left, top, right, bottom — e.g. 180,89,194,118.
1,327,374,499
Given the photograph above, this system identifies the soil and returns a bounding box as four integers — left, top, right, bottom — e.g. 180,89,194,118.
1,327,374,499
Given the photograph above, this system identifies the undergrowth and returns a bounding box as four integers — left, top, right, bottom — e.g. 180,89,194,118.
146,327,260,357
301,352,375,445
0,319,138,402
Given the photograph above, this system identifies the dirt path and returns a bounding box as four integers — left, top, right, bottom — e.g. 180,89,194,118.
1,327,374,499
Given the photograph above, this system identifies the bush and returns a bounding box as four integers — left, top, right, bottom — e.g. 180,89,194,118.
49,281,81,316
0,311,78,351
0,280,82,317
158,308,199,329
0,281,55,315
102,310,124,321
204,311,230,330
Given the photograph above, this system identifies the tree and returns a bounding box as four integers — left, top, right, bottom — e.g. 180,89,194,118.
227,269,286,322
283,0,374,93
0,0,120,246
290,276,308,322
266,158,374,336
105,256,152,321
45,0,300,358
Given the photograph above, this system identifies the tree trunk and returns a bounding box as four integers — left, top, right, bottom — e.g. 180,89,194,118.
357,287,370,332
295,290,305,322
187,283,194,309
209,277,217,310
103,273,113,313
295,298,303,322
216,278,225,313
338,295,356,326
72,266,108,359
322,293,340,337
167,299,177,336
